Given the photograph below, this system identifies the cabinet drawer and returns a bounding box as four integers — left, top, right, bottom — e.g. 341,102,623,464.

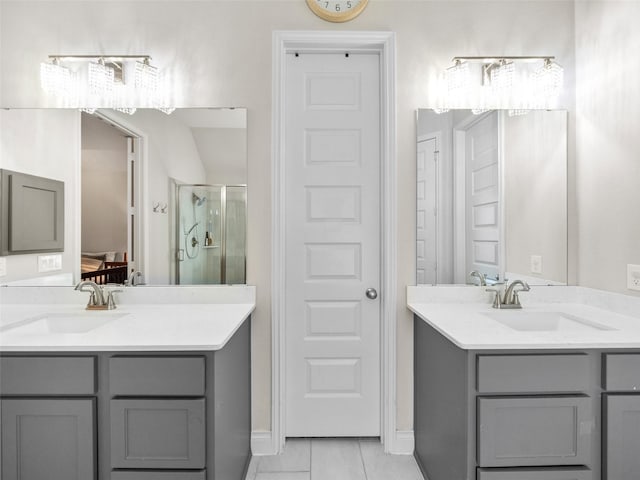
110,398,205,469
111,471,205,480
603,354,640,391
109,356,205,396
478,468,593,480
477,396,593,467
477,354,590,393
0,356,95,395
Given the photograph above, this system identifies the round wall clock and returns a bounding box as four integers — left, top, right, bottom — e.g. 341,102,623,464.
306,0,369,23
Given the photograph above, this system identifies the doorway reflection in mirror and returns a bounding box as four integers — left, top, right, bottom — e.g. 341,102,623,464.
416,109,567,286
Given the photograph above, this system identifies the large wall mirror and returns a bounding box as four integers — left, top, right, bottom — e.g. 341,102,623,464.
416,109,567,286
0,108,247,286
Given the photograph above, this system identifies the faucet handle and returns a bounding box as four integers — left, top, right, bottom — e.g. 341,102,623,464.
511,290,522,307
104,287,123,310
485,287,503,309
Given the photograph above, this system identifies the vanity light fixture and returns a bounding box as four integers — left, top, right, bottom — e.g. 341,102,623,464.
438,56,564,112
40,55,174,114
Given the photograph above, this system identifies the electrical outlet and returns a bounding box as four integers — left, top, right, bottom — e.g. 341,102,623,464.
530,255,543,274
38,254,62,273
628,264,640,291
0,257,6,277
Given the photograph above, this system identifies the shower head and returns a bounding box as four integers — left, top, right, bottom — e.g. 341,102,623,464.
192,193,206,206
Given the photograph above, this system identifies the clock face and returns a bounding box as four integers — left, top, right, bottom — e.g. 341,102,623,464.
306,0,369,23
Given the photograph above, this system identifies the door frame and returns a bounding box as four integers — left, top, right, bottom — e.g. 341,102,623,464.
92,110,147,281
271,31,398,454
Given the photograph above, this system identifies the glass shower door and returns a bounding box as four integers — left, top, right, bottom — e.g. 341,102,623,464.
177,184,223,285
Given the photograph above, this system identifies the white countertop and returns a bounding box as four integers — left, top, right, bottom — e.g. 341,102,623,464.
408,285,640,350
0,286,255,352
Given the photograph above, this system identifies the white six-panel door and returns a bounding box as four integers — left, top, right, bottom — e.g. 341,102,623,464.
465,111,501,281
284,52,381,436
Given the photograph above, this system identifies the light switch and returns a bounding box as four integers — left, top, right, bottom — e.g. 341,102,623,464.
628,264,640,291
0,257,6,277
530,255,543,274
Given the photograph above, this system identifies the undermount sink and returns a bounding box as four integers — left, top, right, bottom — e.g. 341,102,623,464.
482,311,616,332
3,312,128,334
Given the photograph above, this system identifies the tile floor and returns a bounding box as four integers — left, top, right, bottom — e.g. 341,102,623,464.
245,438,425,480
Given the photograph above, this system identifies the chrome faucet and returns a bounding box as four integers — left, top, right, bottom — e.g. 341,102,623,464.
75,281,121,310
487,279,530,309
75,281,106,309
469,270,487,286
126,270,143,286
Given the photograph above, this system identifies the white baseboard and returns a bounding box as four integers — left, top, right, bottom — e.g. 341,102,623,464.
251,431,277,456
387,430,415,455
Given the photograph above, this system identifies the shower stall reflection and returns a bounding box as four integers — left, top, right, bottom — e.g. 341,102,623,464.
176,184,246,285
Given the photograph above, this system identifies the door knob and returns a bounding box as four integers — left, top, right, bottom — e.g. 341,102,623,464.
365,288,378,300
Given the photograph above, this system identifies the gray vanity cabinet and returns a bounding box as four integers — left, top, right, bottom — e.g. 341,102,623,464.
1,398,96,480
0,318,251,480
414,317,598,480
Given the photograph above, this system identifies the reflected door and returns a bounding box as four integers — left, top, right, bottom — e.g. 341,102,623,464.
417,136,438,284
465,112,501,281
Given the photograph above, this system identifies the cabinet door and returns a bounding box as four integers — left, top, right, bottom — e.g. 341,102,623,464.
478,396,593,467
1,398,95,480
604,394,640,480
110,398,205,469
478,468,593,480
